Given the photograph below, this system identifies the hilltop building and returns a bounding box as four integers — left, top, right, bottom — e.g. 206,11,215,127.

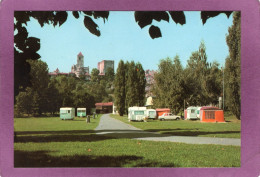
49,52,90,80
71,52,89,77
98,60,114,74
49,68,69,77
49,53,115,81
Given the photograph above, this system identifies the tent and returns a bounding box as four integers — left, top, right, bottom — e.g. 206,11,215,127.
199,106,225,122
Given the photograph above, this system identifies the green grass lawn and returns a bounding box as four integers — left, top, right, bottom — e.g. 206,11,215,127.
110,113,241,138
14,115,240,167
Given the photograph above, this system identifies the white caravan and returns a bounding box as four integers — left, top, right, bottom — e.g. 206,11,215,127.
128,107,147,121
196,107,202,119
60,107,75,120
146,109,157,119
186,106,198,120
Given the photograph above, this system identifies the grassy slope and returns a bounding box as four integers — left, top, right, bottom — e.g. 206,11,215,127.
14,116,240,167
110,113,241,138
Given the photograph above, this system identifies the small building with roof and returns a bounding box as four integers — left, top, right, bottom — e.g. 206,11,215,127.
95,102,113,113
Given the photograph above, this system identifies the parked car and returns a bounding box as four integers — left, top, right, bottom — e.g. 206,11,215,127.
158,113,181,121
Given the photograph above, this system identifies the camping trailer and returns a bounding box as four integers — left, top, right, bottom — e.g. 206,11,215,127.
186,107,198,120
60,107,75,120
128,107,147,121
77,108,86,117
196,107,202,119
146,109,156,119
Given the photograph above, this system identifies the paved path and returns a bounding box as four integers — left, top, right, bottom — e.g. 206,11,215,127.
95,114,241,146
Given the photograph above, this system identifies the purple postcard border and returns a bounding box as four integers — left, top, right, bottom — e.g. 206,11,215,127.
1,0,260,176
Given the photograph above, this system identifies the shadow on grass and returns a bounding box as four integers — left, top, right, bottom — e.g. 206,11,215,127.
14,150,174,167
15,133,114,143
143,129,241,137
15,128,241,144
15,130,168,143
16,130,95,135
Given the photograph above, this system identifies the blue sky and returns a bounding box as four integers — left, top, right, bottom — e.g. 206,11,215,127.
25,11,233,73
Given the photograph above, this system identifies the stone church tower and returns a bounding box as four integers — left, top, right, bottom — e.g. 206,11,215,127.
77,52,84,68
71,52,89,78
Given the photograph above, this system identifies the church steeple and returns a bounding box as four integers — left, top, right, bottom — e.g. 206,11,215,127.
77,52,84,68
77,52,83,57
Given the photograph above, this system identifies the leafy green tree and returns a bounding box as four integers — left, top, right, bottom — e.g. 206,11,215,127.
182,67,200,107
225,11,241,119
28,59,50,114
15,87,38,116
86,81,108,103
205,62,222,105
105,67,115,83
114,60,126,116
136,62,146,106
91,68,100,83
153,59,172,108
125,61,137,108
184,41,223,108
73,85,95,109
46,78,61,115
153,56,184,114
124,61,146,111
54,75,76,107
185,41,210,106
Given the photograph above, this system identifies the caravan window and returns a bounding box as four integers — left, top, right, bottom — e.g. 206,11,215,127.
191,109,195,113
68,110,70,113
60,110,67,114
134,111,144,115
149,111,156,117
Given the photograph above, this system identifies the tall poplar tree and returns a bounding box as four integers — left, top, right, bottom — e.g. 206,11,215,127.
225,11,241,119
114,60,126,116
136,62,146,106
125,61,137,108
185,41,210,106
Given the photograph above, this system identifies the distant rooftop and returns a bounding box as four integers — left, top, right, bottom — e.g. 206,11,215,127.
77,52,83,57
95,102,113,106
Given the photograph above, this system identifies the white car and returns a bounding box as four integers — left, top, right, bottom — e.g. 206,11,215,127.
158,113,181,121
